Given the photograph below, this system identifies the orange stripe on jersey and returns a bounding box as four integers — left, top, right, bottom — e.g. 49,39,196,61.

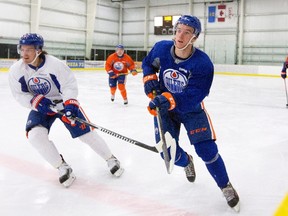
79,107,93,131
201,102,217,140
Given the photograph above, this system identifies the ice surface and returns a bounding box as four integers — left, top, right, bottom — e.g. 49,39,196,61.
0,71,287,216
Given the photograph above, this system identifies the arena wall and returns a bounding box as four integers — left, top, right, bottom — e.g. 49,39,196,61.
0,59,282,78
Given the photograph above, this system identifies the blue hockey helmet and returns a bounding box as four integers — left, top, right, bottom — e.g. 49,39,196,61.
116,44,124,49
175,15,201,37
19,33,44,49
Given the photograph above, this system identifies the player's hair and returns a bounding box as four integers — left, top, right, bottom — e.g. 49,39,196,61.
39,50,48,58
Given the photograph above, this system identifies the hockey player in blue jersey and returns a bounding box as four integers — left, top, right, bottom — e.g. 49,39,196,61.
9,33,124,188
142,15,240,211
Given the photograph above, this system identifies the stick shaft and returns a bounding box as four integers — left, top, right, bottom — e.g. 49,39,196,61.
155,109,171,173
284,79,288,105
58,111,158,153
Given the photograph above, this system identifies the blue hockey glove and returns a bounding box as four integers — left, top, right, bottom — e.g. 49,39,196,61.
143,74,161,98
64,99,79,118
61,99,80,126
31,94,56,115
108,70,117,78
148,92,176,116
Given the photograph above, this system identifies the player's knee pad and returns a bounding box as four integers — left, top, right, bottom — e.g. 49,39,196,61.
194,140,219,163
28,126,63,168
28,126,49,144
174,149,189,167
117,83,126,91
78,131,98,144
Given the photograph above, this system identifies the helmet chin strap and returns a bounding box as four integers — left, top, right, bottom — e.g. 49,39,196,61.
173,35,196,51
28,50,42,66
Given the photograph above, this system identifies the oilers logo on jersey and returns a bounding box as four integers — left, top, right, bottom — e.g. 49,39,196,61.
28,77,51,95
163,69,188,93
113,61,124,71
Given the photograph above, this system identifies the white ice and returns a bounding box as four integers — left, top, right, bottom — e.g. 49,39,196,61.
0,70,287,216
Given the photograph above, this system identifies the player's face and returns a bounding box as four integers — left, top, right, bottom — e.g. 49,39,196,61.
174,24,196,49
116,48,124,57
19,45,38,64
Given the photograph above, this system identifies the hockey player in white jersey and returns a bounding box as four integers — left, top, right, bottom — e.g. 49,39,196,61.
8,33,124,187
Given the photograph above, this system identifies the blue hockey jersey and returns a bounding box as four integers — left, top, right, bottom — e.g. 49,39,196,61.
142,40,214,114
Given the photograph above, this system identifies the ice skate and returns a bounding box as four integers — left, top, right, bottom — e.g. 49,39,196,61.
107,155,124,177
111,95,115,102
184,154,196,182
58,156,76,188
124,99,128,105
221,182,240,212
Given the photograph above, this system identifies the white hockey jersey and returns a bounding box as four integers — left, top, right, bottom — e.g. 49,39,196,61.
8,55,78,111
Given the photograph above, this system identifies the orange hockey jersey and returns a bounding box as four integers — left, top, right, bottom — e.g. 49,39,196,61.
105,53,136,75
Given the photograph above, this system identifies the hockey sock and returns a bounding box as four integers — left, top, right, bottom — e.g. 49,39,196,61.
118,83,127,99
194,140,229,188
28,126,63,168
205,153,229,188
78,131,113,160
173,146,190,167
110,87,116,96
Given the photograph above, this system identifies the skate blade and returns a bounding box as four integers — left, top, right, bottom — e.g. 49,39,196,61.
232,202,240,212
113,167,124,177
62,173,76,188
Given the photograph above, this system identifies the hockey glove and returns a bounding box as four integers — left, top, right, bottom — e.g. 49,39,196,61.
130,69,138,76
31,94,56,115
62,99,80,126
143,74,161,99
148,92,176,116
108,70,117,79
281,71,286,79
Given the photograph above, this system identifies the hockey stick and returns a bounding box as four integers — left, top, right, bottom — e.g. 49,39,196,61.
56,111,160,153
117,73,129,76
284,79,288,107
155,109,176,174
118,71,141,76
153,92,176,174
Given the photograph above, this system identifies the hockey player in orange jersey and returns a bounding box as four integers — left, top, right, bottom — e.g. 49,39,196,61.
105,44,138,105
